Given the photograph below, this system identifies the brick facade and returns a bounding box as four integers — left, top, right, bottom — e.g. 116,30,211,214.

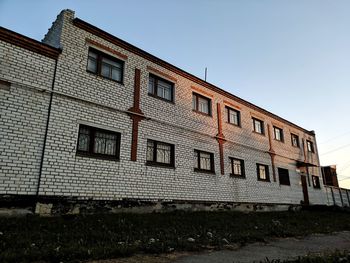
0,10,327,207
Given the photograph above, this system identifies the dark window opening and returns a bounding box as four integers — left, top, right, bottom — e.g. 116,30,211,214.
87,47,124,83
148,74,174,102
278,168,290,185
146,139,175,167
194,149,214,172
77,125,121,159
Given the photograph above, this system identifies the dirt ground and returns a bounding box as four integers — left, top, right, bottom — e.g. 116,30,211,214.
87,231,350,263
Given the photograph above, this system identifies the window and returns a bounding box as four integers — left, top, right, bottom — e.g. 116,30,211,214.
226,106,241,126
252,118,264,134
192,93,211,116
278,168,290,185
87,48,124,83
291,133,300,147
230,158,245,177
257,163,270,181
273,126,284,142
77,125,120,159
194,150,214,172
312,175,321,189
146,140,175,167
148,74,174,102
307,140,314,153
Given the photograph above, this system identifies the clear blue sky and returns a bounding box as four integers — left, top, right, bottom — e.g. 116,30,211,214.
1,0,350,186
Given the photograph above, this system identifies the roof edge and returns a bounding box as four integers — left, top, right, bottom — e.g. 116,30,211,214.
73,18,313,136
0,26,61,59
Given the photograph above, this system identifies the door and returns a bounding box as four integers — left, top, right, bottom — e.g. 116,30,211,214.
301,175,309,205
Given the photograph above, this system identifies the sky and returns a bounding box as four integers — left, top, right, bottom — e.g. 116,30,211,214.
1,0,350,187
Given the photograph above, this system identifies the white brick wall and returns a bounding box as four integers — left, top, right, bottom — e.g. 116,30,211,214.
0,9,327,206
0,41,56,195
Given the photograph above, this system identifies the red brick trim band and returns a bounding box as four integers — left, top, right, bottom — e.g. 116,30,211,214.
0,27,61,59
73,18,314,136
216,103,226,175
147,66,177,82
128,68,145,161
191,86,214,98
223,100,241,110
86,38,128,60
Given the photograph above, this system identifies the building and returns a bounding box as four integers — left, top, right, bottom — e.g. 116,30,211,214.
321,165,339,187
0,10,329,213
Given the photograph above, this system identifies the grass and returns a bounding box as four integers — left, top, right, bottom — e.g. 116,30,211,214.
1,210,350,262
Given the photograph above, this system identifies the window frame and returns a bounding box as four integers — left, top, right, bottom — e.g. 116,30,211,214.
291,133,300,148
252,117,265,135
148,74,175,103
146,139,175,168
225,106,241,127
256,163,270,182
86,47,124,84
306,140,314,153
312,175,321,189
76,124,121,160
278,168,290,186
230,157,245,178
273,126,284,142
194,149,215,173
192,92,212,116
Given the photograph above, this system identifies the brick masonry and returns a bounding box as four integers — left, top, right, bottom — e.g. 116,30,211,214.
0,9,327,208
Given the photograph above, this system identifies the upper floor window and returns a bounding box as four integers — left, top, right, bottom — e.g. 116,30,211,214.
312,175,321,189
226,106,241,126
291,133,300,147
273,126,284,142
77,124,120,159
257,163,270,182
87,47,124,83
230,157,245,177
306,140,314,153
278,168,290,185
146,139,175,167
192,93,211,116
194,149,214,172
252,118,264,135
148,74,174,102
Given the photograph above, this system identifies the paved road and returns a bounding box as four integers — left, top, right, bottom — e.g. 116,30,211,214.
174,231,350,263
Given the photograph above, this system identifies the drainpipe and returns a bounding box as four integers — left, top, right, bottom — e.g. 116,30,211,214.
36,58,59,197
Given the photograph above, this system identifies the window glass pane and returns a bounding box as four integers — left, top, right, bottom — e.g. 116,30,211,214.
192,94,197,110
194,151,199,168
233,159,241,175
146,140,154,161
198,97,209,114
101,63,111,78
102,57,121,68
259,165,266,179
229,110,238,125
93,132,116,155
275,128,281,140
148,76,155,94
78,127,90,151
111,68,122,81
105,134,117,155
156,142,171,164
87,57,97,73
254,120,262,133
200,152,211,170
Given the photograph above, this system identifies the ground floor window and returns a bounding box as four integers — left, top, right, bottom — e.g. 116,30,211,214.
146,139,175,167
312,175,321,189
230,157,245,177
278,168,290,185
194,149,214,172
77,124,120,159
257,163,270,182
